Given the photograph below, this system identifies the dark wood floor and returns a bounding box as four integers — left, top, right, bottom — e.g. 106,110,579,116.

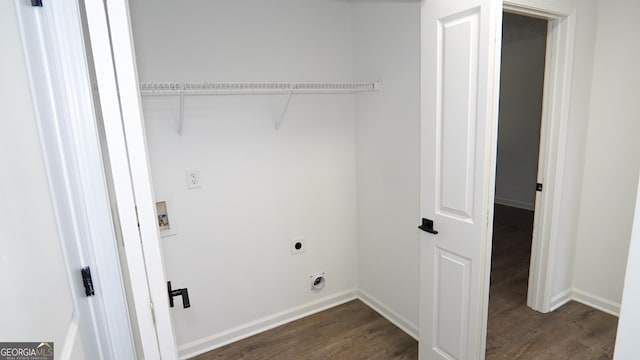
193,300,417,360
194,204,618,360
487,204,618,359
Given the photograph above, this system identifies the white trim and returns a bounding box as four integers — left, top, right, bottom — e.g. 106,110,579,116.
549,288,620,316
82,0,164,358
479,1,505,357
177,289,358,359
548,287,620,317
549,288,572,312
15,0,135,358
494,197,535,211
572,289,621,317
46,1,137,355
503,0,577,314
532,6,577,313
102,0,179,357
357,290,419,341
503,0,574,18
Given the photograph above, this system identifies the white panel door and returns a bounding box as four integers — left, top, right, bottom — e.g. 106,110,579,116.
419,0,502,359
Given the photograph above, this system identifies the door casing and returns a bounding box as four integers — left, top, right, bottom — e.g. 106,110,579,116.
502,0,578,313
82,0,178,358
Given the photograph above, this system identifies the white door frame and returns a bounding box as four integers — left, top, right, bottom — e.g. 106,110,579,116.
14,0,136,358
502,0,577,313
82,0,179,358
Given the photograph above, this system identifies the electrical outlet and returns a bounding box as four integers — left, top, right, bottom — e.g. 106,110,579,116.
290,237,305,255
185,168,201,189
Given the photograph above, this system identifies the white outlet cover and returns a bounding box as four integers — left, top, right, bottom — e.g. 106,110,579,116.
310,272,325,290
185,168,201,189
290,237,305,255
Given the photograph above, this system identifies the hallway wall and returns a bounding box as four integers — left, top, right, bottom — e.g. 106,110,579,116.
495,13,546,211
572,0,640,314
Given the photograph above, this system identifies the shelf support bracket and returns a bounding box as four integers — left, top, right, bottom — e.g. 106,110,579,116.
178,91,184,136
275,85,295,130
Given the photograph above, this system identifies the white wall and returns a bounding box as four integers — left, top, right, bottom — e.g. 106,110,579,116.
572,0,640,313
0,2,78,358
494,13,546,211
129,0,359,355
351,1,421,337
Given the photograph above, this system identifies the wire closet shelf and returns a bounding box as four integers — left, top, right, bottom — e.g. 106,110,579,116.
138,81,380,134
139,81,380,95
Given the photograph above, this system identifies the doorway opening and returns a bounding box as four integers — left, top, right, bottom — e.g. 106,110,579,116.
487,11,547,353
486,11,619,358
491,10,547,315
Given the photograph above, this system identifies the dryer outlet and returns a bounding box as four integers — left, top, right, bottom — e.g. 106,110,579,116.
290,237,305,255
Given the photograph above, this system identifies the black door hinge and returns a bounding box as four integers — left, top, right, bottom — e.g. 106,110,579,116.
31,0,43,7
536,183,543,192
81,266,95,297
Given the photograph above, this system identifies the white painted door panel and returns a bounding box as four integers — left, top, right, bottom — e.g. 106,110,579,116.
420,0,501,359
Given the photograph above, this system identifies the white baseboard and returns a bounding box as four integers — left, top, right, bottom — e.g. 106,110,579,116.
177,289,358,359
494,197,535,211
548,287,621,317
175,285,620,359
549,288,572,312
571,288,620,317
357,289,419,340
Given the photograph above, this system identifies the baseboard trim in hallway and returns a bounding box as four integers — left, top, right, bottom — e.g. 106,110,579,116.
572,288,621,317
178,289,358,359
487,204,618,359
550,288,621,317
494,197,535,211
549,288,572,312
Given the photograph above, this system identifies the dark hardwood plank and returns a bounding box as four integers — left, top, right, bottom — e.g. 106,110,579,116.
193,204,617,359
486,204,618,360
193,300,417,360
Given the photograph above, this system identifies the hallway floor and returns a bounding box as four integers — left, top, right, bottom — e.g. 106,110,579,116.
486,204,618,359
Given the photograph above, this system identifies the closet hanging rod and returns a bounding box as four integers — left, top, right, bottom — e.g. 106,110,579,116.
139,81,381,96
